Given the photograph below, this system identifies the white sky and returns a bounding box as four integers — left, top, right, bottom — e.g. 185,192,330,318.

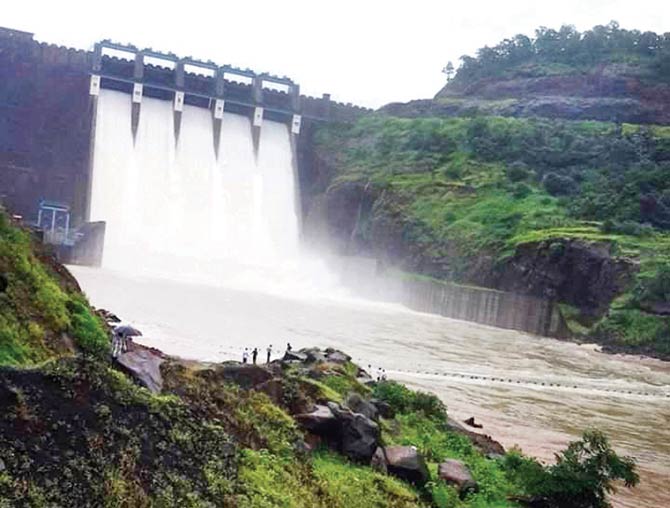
4,1,668,108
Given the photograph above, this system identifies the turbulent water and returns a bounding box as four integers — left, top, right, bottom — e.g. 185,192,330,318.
71,267,670,508
89,89,333,293
84,89,669,507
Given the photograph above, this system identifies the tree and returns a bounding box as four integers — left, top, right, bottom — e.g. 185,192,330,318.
539,429,639,508
442,61,455,81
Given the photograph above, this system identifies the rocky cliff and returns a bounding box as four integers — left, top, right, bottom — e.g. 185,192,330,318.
427,24,670,126
418,63,670,125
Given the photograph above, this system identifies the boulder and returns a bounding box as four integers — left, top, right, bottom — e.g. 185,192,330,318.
282,350,308,363
446,417,505,456
344,393,379,421
294,404,338,433
438,459,478,495
371,446,429,486
325,349,351,364
328,402,380,463
463,416,483,429
297,347,328,363
116,349,165,393
370,398,395,419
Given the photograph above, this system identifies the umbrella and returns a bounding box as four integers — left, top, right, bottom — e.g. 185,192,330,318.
114,325,143,338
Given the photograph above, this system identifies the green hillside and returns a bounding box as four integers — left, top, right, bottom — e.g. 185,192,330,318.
313,114,670,357
0,211,108,365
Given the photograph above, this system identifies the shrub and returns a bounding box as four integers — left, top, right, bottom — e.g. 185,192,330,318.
540,430,639,508
543,173,577,196
503,430,639,508
512,183,532,199
633,263,670,305
372,381,446,421
506,161,530,182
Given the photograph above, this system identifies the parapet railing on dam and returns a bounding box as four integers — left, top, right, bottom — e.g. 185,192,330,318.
88,39,372,144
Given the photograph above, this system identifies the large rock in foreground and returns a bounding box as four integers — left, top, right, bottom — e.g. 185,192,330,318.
116,348,165,393
438,459,478,495
295,402,380,463
371,446,429,486
328,402,380,463
294,404,338,433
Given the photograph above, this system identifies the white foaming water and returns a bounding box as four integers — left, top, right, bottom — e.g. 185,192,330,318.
89,89,339,296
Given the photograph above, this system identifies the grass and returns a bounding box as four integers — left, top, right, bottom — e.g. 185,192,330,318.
236,449,324,508
312,450,423,508
0,212,109,365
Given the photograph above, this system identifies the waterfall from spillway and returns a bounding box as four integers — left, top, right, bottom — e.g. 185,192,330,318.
89,89,333,294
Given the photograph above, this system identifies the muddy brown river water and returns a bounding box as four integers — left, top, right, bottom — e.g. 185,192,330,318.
70,266,670,508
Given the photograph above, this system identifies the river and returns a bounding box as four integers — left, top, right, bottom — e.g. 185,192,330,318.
70,266,670,508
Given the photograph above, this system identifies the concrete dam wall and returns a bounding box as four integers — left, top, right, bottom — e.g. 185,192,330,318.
401,278,568,338
339,257,568,338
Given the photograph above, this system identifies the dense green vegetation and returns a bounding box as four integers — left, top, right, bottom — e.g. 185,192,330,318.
0,198,643,507
373,379,525,507
450,22,670,85
315,115,670,356
0,212,108,365
371,381,637,508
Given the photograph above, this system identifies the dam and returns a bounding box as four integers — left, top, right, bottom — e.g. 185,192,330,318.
1,25,563,335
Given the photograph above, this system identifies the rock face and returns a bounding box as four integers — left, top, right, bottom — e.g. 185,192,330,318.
491,239,636,317
438,459,478,496
371,446,430,486
430,63,670,126
116,348,165,393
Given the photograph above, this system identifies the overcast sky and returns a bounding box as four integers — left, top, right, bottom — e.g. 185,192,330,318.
4,1,668,108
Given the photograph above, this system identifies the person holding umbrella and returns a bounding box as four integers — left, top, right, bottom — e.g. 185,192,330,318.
112,324,142,358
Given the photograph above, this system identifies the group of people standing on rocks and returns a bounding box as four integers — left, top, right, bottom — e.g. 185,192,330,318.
242,342,292,365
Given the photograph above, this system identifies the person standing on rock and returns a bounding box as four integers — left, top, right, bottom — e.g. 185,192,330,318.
286,342,292,353
266,344,273,364
242,348,249,364
252,347,258,365
111,329,124,358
